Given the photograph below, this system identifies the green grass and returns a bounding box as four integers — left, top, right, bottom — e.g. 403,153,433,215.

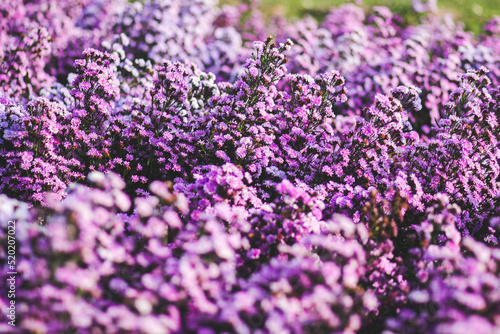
221,0,500,34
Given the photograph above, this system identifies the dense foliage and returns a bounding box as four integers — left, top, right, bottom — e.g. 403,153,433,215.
1,0,500,333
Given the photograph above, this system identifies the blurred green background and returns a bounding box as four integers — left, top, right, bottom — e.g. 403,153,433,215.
221,0,500,34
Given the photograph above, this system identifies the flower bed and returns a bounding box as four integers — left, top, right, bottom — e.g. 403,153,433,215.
0,0,499,333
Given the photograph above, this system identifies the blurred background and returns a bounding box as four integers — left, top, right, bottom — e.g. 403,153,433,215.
221,0,500,34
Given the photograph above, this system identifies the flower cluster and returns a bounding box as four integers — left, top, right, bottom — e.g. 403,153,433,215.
282,3,500,132
1,0,500,333
0,172,376,333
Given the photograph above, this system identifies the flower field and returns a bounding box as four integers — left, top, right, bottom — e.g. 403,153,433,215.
1,0,500,333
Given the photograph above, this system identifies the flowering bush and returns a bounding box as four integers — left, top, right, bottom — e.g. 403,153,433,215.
1,0,500,333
